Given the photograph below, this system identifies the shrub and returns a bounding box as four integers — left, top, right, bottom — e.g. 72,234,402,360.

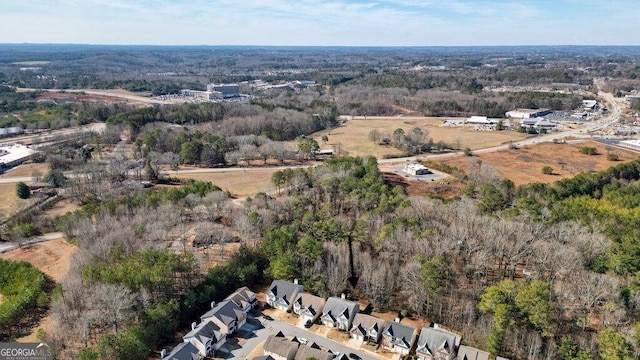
542,166,554,175
15,182,30,199
607,152,620,161
579,146,598,155
463,147,473,156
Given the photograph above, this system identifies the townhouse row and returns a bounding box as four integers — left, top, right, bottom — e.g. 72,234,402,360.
267,279,496,360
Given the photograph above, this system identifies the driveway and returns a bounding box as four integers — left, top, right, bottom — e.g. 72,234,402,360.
219,315,382,360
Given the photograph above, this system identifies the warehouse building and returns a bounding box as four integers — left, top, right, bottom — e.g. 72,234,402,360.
505,109,553,119
0,144,38,171
206,84,239,98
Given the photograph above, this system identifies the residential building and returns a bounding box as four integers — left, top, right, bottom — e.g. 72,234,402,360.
320,296,359,331
267,280,304,312
416,326,460,360
161,342,203,360
182,320,226,356
253,356,275,360
226,286,258,313
381,320,417,355
200,299,247,335
263,335,300,360
292,293,326,322
349,313,385,343
457,345,490,360
294,344,333,360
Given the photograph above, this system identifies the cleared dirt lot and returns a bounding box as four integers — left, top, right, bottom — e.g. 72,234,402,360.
173,169,277,197
439,140,639,186
311,117,528,158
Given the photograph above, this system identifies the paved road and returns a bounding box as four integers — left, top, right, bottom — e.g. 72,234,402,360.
229,315,380,360
0,232,65,254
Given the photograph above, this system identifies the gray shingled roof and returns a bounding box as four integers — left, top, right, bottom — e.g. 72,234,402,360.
294,344,333,360
350,313,384,333
294,293,326,315
416,327,458,356
200,299,244,325
382,321,416,349
226,286,256,309
268,280,303,304
457,345,490,360
253,356,275,360
163,342,202,360
183,320,224,346
322,297,359,321
263,335,299,359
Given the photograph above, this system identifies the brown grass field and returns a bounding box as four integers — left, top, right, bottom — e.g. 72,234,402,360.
0,163,49,178
0,183,40,222
439,140,640,186
173,169,277,197
310,117,528,158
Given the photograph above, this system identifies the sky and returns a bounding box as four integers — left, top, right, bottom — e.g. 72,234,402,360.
0,0,639,46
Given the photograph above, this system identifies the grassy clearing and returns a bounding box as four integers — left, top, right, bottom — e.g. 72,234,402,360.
310,117,528,158
172,169,277,197
0,163,50,179
0,183,39,222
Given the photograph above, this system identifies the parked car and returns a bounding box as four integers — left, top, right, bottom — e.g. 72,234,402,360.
263,315,274,321
298,337,308,345
304,320,313,328
349,353,362,360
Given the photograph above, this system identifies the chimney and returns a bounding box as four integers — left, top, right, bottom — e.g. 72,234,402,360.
191,321,197,330
341,293,346,299
293,278,298,285
434,323,440,329
160,349,167,359
211,301,216,309
395,317,401,323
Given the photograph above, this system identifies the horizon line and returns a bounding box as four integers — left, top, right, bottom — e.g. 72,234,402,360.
2,43,640,48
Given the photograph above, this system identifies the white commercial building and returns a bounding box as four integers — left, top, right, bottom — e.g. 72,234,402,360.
405,163,432,176
0,144,38,170
506,109,552,119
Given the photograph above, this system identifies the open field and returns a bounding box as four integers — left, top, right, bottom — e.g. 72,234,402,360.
439,140,640,186
173,169,277,197
0,163,49,179
0,183,39,222
311,117,528,158
1,237,75,342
